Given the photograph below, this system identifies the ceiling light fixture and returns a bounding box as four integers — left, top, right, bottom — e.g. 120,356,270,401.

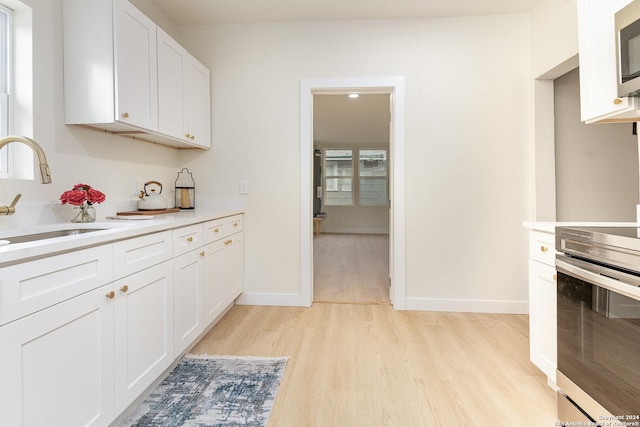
348,93,360,99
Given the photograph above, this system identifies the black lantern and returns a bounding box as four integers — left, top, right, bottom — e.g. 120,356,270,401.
175,168,195,209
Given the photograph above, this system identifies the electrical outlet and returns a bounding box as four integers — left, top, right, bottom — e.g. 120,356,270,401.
132,179,139,196
239,180,249,195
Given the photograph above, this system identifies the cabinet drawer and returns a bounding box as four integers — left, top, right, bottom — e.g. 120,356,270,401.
172,224,203,257
529,230,556,267
0,245,113,326
224,214,243,237
203,219,224,245
113,230,172,279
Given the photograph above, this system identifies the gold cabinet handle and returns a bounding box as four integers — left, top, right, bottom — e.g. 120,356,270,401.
614,98,623,105
106,291,115,299
187,237,193,243
200,251,205,256
233,222,238,227
122,112,129,118
213,228,220,233
224,239,232,245
185,133,191,139
190,135,195,140
540,246,548,252
553,274,557,281
120,285,129,293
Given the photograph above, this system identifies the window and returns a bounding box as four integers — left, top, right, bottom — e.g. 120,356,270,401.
359,149,387,205
324,148,388,207
324,149,353,206
0,3,9,178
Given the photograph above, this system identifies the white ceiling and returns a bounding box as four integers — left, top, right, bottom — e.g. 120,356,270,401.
314,94,390,146
147,0,540,26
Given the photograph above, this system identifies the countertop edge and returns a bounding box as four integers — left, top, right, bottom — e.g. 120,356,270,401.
0,208,245,266
523,221,639,233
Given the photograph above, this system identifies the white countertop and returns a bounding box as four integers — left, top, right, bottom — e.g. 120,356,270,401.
523,221,639,233
0,206,244,266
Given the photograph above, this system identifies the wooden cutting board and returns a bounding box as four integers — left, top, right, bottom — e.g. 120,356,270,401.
116,207,181,216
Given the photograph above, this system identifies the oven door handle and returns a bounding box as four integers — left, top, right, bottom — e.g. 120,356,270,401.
556,257,640,301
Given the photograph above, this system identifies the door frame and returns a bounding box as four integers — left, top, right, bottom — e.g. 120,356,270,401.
299,77,406,309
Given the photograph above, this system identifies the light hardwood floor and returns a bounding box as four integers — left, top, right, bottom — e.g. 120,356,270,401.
313,233,390,303
191,304,557,426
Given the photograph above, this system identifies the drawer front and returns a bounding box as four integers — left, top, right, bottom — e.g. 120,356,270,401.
224,214,243,237
172,224,203,257
0,245,113,326
529,230,556,267
203,219,224,245
113,230,172,279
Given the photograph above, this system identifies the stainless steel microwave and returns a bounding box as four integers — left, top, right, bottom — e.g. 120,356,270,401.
616,1,640,97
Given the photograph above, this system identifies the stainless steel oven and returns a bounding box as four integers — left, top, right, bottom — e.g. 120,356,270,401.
556,226,640,425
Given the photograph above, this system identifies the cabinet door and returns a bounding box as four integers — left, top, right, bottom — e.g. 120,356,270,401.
0,284,115,427
113,0,158,130
223,231,244,305
113,260,174,413
157,27,186,140
528,259,557,383
184,56,211,148
203,240,225,324
173,250,204,356
577,0,639,122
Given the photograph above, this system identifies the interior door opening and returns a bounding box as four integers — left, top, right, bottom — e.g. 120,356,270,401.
312,94,391,304
300,76,406,309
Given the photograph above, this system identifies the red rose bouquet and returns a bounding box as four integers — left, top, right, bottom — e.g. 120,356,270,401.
60,183,106,206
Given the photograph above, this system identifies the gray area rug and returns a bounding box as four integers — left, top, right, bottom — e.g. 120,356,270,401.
121,354,288,427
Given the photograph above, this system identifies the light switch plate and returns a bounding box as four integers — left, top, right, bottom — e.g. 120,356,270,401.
240,180,249,195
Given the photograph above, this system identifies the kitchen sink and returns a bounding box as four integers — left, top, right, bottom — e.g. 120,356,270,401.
1,228,108,245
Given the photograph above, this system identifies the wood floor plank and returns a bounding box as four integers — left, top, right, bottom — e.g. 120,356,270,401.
313,233,390,303
190,304,557,426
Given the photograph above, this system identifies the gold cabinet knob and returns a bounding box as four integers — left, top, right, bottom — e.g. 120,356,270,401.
213,228,220,233
190,135,195,140
614,98,623,105
187,237,193,243
233,222,238,227
185,133,191,139
120,285,129,293
553,274,557,281
540,246,548,252
224,239,232,245
105,291,115,299
122,112,129,118
200,251,205,256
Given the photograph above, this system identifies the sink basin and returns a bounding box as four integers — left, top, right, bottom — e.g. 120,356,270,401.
1,228,107,245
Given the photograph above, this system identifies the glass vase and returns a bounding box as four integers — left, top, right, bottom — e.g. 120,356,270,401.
71,203,96,223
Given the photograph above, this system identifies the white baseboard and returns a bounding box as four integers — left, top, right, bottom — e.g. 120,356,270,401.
235,292,303,307
404,297,529,314
236,292,528,314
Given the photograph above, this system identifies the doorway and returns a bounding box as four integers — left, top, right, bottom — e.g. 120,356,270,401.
299,77,406,309
312,94,390,303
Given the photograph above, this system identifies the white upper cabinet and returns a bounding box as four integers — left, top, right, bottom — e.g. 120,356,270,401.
63,0,211,149
577,0,640,123
158,28,211,148
113,0,158,131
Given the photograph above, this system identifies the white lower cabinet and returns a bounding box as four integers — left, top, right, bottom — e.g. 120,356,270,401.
0,213,244,426
528,259,557,382
113,260,174,413
0,283,115,427
173,248,205,355
223,231,244,306
527,229,557,385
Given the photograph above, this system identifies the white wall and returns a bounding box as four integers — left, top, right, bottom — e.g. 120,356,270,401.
531,0,578,78
555,68,639,220
0,0,183,226
177,15,533,312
